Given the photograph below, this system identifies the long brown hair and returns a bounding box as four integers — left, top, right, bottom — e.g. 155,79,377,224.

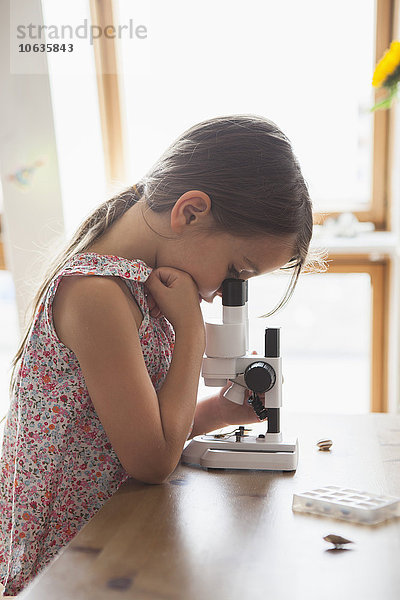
8,113,320,400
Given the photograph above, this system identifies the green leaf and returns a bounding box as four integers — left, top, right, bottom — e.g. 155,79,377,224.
370,85,399,112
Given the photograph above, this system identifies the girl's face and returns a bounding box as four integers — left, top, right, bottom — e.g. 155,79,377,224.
162,191,297,302
170,230,296,303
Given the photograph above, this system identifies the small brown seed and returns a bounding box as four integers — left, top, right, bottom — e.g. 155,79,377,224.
317,438,333,451
323,534,353,548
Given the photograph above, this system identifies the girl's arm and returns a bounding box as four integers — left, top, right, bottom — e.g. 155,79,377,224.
55,270,205,485
187,393,227,439
155,323,205,466
188,384,268,439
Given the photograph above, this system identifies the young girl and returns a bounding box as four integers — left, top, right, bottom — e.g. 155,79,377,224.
0,114,313,596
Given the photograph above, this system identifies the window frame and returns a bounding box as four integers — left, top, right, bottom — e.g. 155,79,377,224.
88,0,127,191
313,0,395,230
327,255,390,412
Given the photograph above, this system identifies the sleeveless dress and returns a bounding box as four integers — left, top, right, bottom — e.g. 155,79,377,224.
0,252,181,596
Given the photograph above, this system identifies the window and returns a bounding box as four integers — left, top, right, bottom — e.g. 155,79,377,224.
199,269,375,413
116,0,385,224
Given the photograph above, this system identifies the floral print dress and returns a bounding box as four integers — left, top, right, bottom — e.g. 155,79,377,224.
0,252,177,596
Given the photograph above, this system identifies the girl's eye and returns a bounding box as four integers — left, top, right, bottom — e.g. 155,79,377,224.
229,266,241,278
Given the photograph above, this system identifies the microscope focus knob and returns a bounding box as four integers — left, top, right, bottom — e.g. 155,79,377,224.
244,361,276,393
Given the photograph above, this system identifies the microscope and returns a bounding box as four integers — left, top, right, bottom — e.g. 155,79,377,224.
181,278,299,471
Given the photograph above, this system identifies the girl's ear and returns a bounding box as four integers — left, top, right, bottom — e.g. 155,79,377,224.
170,190,212,232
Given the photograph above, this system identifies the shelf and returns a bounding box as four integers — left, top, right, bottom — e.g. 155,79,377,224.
310,231,398,257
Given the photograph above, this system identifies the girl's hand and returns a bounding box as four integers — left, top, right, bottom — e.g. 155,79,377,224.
215,352,267,427
144,266,204,334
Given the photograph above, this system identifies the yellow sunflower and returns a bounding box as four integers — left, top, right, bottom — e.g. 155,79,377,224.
371,40,400,111
372,40,400,88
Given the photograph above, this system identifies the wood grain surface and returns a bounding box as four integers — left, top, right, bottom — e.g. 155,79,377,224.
17,413,400,600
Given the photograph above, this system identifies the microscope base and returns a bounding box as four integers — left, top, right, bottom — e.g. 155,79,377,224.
181,434,299,471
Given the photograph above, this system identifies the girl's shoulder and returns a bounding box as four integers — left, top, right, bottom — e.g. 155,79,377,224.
50,252,153,351
59,252,153,281
53,275,145,351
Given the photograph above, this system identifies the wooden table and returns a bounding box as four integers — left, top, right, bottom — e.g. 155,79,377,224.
17,413,400,600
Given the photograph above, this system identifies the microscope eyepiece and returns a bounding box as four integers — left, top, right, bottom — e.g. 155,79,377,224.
222,278,248,307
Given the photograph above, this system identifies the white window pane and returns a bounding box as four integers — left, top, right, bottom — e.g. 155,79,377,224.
119,0,376,213
41,0,107,239
199,273,371,414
